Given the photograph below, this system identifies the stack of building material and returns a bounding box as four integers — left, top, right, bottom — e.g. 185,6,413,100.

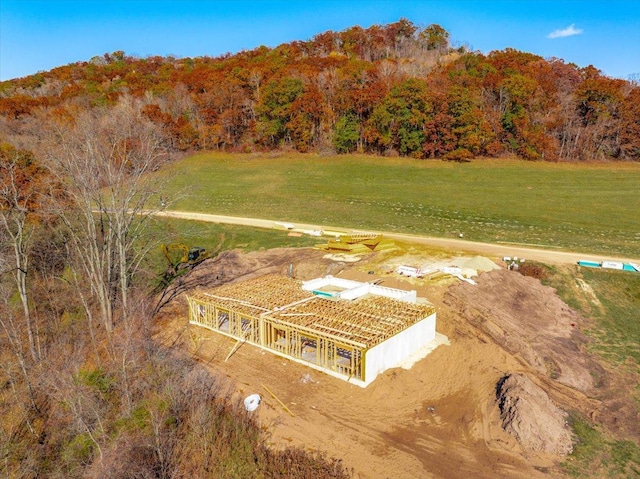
317,233,395,253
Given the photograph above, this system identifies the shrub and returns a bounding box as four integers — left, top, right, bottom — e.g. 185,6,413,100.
444,147,473,162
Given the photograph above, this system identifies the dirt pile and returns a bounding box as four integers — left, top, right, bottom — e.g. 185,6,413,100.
451,255,501,273
496,373,573,455
444,269,605,392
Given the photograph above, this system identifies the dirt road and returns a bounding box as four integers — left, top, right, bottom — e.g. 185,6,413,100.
154,210,640,265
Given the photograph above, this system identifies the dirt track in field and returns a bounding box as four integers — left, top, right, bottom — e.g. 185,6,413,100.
153,210,640,266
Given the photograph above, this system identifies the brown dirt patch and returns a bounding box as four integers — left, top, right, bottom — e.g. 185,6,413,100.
154,246,636,479
444,269,605,393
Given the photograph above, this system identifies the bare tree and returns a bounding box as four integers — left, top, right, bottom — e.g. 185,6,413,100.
0,143,44,362
42,96,169,334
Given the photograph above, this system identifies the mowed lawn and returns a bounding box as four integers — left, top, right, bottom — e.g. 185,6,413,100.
156,153,640,257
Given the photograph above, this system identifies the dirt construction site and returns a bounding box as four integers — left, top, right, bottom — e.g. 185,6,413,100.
155,244,640,479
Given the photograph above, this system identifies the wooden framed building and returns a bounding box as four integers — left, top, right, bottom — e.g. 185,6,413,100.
187,275,436,387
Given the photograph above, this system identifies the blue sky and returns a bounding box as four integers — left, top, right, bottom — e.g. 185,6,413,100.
1,0,639,81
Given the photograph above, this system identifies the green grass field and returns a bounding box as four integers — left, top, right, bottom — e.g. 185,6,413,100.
538,263,640,367
147,216,320,253
536,263,640,477
156,153,640,257
580,268,640,366
563,415,640,478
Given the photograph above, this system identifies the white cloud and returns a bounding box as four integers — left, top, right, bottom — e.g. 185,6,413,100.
547,24,583,39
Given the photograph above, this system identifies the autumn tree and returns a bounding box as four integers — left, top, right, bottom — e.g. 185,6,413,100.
573,67,626,159
42,96,169,334
419,24,449,52
288,84,325,151
443,86,495,160
256,77,304,147
0,142,59,478
367,78,432,157
0,21,638,161
332,60,386,151
333,113,360,153
619,87,640,160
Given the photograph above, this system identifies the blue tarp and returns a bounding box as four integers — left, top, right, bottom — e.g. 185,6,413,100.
578,261,600,268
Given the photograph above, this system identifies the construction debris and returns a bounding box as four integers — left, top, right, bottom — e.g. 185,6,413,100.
393,255,501,285
263,384,295,416
244,393,262,412
578,259,639,273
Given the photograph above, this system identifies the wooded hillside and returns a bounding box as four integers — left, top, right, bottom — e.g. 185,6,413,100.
1,19,639,161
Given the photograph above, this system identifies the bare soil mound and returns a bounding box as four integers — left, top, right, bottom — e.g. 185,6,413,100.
444,269,605,392
191,247,346,286
496,373,573,455
451,255,501,273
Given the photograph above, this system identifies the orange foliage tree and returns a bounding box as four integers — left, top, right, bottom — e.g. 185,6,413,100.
0,22,638,161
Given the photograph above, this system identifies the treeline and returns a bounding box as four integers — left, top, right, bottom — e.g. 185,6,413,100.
1,19,638,161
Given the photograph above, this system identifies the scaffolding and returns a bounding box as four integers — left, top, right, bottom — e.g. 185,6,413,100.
187,274,436,386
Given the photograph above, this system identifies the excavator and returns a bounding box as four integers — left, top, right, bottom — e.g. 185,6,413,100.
154,243,211,307
162,243,209,276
